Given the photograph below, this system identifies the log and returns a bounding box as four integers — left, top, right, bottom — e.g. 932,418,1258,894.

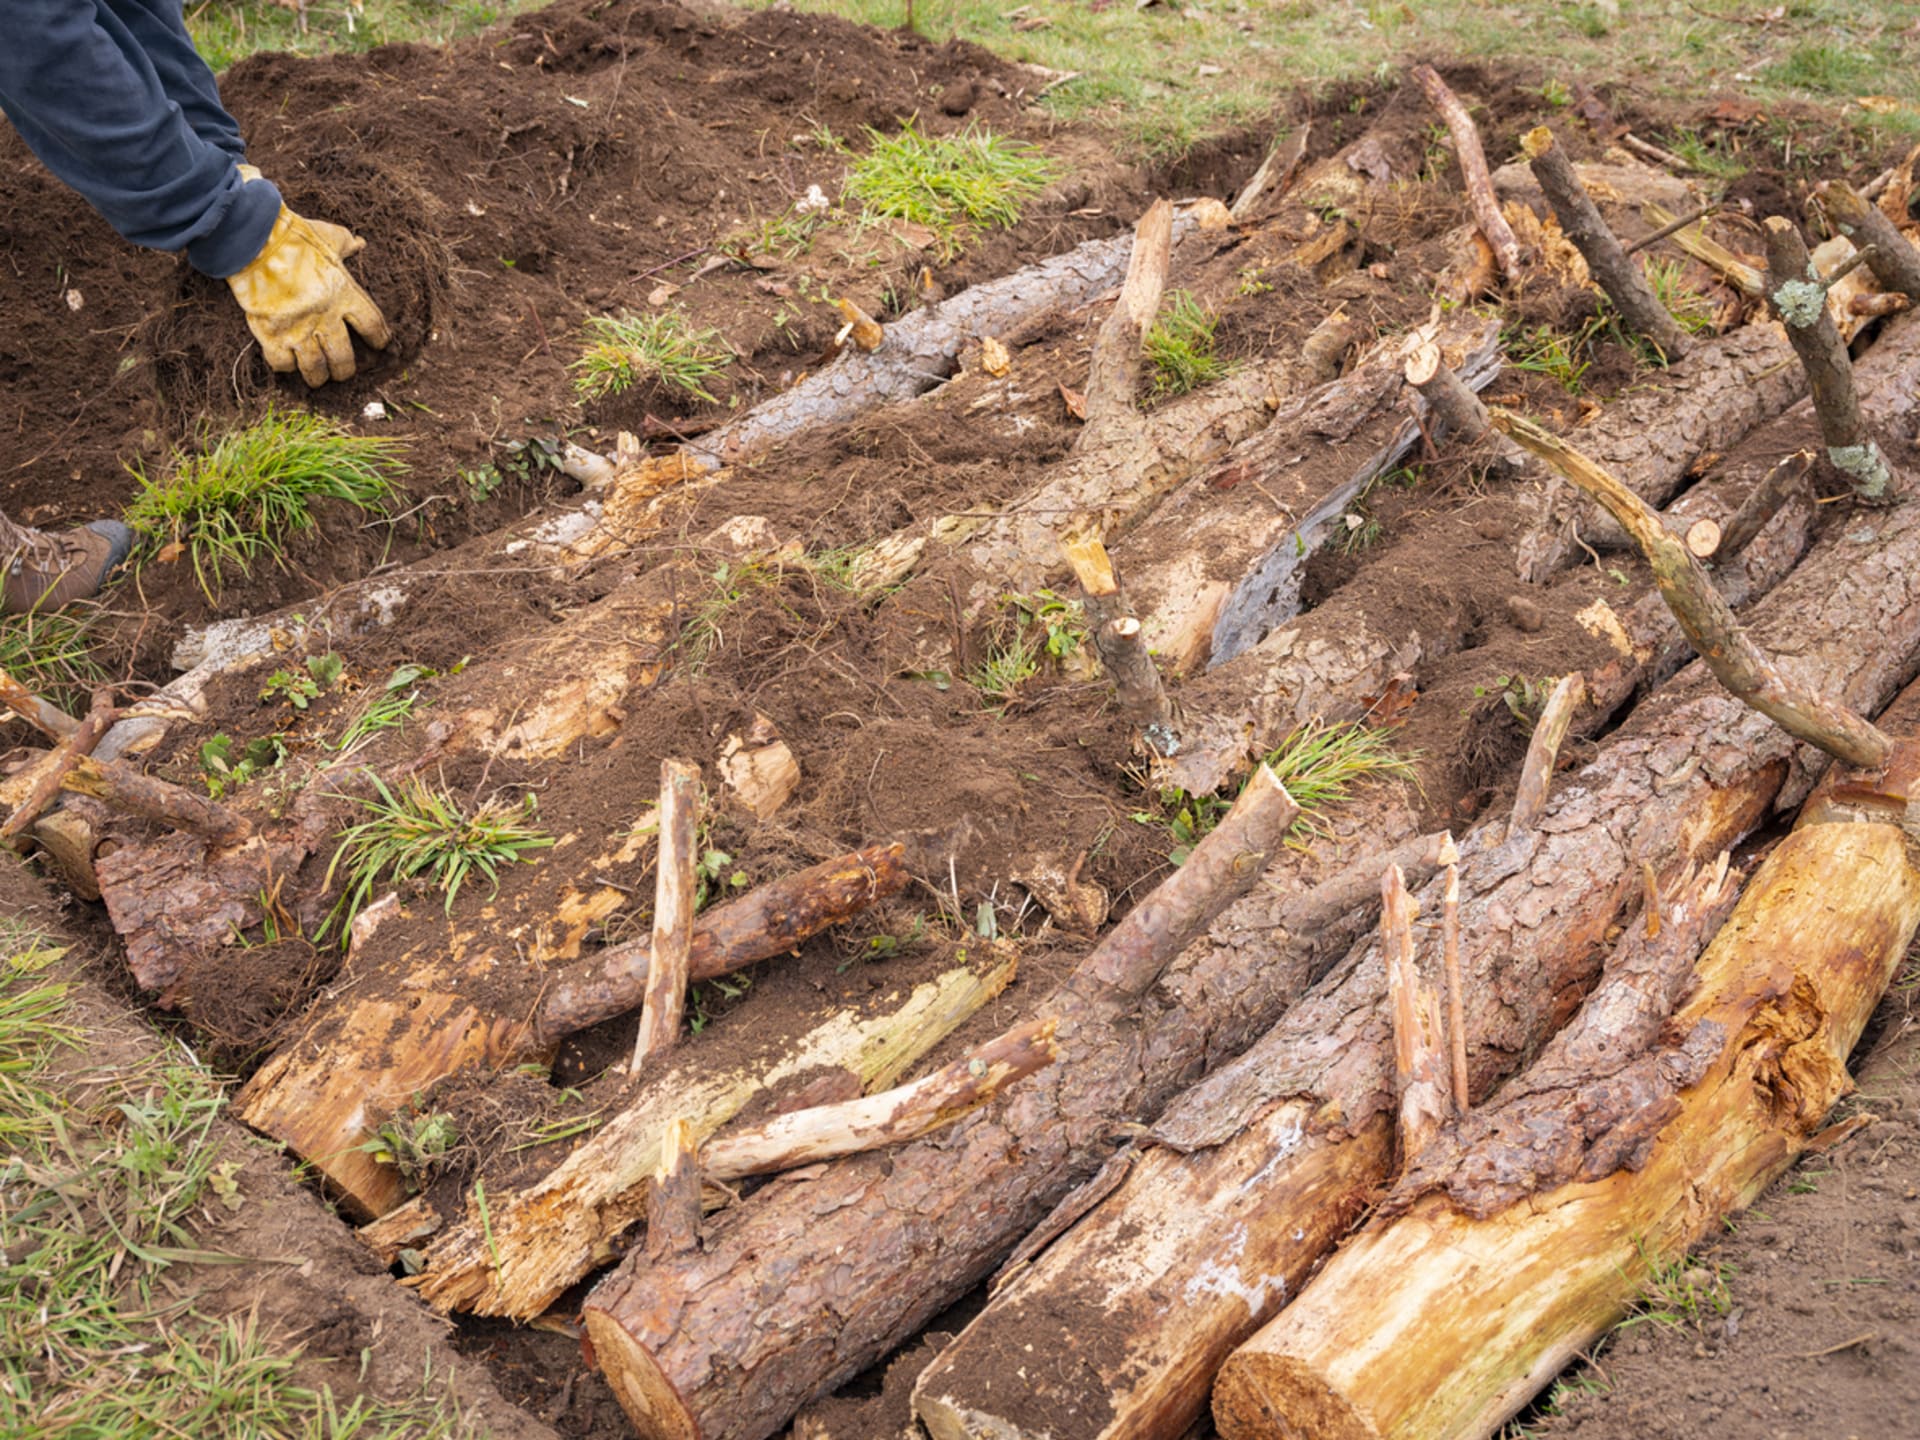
1412,66,1523,280
62,754,251,845
634,759,700,1069
1214,822,1920,1440
1382,864,1450,1164
1117,316,1502,675
237,841,908,1219
1763,216,1904,503
1818,178,1920,301
409,943,1021,1316
645,1119,702,1265
690,1016,1057,1180
573,767,1301,1440
1522,125,1694,359
1404,342,1525,477
902,437,1920,1440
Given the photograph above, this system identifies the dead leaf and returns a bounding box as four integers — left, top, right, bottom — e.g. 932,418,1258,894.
891,221,939,251
1058,382,1087,421
754,278,794,298
1857,95,1913,117
1360,671,1418,728
1014,15,1052,31
156,540,185,564
981,335,1012,377
718,713,800,820
1707,96,1767,125
647,282,680,306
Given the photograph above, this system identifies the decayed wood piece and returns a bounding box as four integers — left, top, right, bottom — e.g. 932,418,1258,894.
1522,126,1694,359
238,841,907,1219
1215,824,1916,1440
2,692,112,841
634,759,701,1069
0,665,78,740
1082,199,1173,437
1230,124,1310,221
1118,317,1502,675
1382,865,1449,1164
1763,216,1904,503
1438,837,1468,1116
904,464,1920,1440
696,205,1222,469
410,945,1021,1316
645,1119,702,1264
1412,65,1523,279
1493,410,1895,770
1510,673,1586,831
1819,178,1920,300
574,768,1301,1440
355,1195,443,1265
62,754,251,845
690,1016,1057,1180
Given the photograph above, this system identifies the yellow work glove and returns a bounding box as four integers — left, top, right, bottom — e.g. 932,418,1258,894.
236,164,365,259
226,205,391,387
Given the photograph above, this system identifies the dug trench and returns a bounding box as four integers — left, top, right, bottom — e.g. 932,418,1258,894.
4,6,1920,1438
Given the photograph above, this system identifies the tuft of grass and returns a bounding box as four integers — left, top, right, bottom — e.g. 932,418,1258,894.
0,608,103,722
1621,1236,1736,1332
967,590,1085,709
1660,128,1750,183
125,410,406,601
844,120,1052,251
1767,41,1873,95
1146,291,1229,399
322,776,554,941
1644,257,1719,336
1502,323,1593,393
572,310,734,404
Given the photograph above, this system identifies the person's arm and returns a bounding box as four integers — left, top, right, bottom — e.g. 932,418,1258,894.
0,0,278,276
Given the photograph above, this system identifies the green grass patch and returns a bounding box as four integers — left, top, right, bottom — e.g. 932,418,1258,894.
843,120,1052,251
187,0,539,70
1146,291,1229,399
572,310,734,404
966,590,1085,709
322,776,554,941
125,410,407,601
0,919,470,1436
0,608,103,722
1766,40,1874,95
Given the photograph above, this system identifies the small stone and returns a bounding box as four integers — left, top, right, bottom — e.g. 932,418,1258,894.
1474,516,1508,541
1506,594,1545,633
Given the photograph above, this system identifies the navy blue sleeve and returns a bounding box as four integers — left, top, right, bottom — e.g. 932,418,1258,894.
0,0,281,277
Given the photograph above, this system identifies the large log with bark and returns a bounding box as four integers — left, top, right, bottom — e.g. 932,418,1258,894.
898,436,1920,1440
1213,821,1920,1440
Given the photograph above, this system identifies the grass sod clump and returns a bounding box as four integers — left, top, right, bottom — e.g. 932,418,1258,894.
572,310,734,404
322,775,555,942
0,924,469,1437
843,119,1052,252
125,410,407,601
1145,290,1230,399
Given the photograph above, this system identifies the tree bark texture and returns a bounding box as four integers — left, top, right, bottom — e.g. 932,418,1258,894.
898,474,1920,1440
1522,126,1694,359
1214,823,1919,1440
409,945,1021,1316
1115,318,1500,676
571,769,1304,1440
237,841,907,1220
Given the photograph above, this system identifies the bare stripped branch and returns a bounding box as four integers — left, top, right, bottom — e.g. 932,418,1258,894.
1413,65,1524,279
634,759,701,1070
1511,673,1587,832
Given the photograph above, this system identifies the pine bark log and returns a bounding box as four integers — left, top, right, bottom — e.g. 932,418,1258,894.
574,769,1304,1440
900,458,1920,1440
1214,821,1920,1440
408,943,1021,1316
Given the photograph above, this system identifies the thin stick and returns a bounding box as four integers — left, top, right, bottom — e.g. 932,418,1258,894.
1413,65,1524,280
1715,450,1814,558
1489,409,1894,771
1818,179,1920,301
633,759,700,1071
0,665,79,741
1438,834,1468,1115
1622,201,1718,256
1383,863,1450,1165
1511,673,1587,832
1645,201,1765,295
1762,216,1902,503
1523,126,1692,359
1620,131,1692,172
60,754,252,844
2,691,113,841
644,1117,703,1262
700,1017,1059,1180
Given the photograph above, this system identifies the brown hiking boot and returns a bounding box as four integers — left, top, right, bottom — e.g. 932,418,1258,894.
2,519,133,614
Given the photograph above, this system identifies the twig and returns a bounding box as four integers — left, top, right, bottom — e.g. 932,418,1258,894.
1524,126,1693,358
1622,201,1718,256
1620,131,1692,172
1489,410,1894,770
1413,66,1524,280
60,754,251,844
1438,834,1468,1116
633,759,700,1071
1510,673,1586,832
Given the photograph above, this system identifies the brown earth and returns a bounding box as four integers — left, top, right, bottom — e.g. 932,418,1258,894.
6,4,1920,1437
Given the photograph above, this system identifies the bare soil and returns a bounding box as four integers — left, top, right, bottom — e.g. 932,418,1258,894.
6,2,1920,1436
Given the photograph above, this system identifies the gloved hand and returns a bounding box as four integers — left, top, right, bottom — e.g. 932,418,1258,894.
226,201,391,387
236,164,365,260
